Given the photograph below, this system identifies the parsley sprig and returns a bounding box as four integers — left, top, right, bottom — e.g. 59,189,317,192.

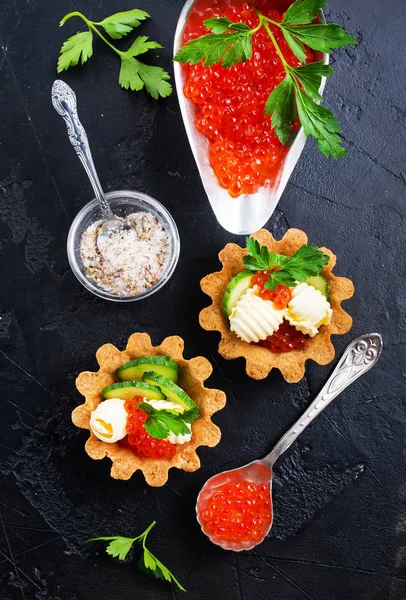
138,402,194,439
87,521,186,592
243,237,329,289
58,9,172,99
174,0,356,156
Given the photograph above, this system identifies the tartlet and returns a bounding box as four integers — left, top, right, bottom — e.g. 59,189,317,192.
72,333,226,486
199,229,354,383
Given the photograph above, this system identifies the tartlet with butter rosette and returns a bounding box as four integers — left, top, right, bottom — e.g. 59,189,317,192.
72,333,226,487
199,229,354,383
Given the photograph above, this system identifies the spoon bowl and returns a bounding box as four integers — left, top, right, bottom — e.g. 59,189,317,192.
196,334,383,550
173,0,328,235
197,460,273,551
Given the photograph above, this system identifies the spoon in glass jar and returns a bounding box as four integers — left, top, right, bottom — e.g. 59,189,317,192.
196,333,383,551
51,80,131,241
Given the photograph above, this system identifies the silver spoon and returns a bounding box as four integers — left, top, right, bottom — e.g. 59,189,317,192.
173,0,328,235
51,80,131,240
196,333,383,551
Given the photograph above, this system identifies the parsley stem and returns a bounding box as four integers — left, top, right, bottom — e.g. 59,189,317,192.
261,15,283,28
60,11,125,57
261,20,289,70
86,20,125,57
140,521,157,547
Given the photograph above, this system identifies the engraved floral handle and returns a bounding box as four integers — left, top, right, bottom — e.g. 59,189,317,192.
51,80,112,218
263,333,383,469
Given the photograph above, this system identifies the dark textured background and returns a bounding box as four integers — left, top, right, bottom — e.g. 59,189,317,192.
1,0,405,598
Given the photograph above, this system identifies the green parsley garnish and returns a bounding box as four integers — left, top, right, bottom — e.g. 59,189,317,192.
138,402,192,439
243,237,330,289
58,9,172,99
86,522,186,592
174,0,356,156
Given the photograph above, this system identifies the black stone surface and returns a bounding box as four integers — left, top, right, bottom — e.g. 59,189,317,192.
0,0,405,599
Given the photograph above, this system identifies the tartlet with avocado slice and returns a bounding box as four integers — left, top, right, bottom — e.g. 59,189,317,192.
72,333,226,487
199,229,354,383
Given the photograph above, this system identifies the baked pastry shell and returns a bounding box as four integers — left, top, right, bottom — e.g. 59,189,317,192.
199,228,354,383
72,333,226,486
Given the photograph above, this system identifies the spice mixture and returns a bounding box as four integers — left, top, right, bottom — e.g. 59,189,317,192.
80,212,170,297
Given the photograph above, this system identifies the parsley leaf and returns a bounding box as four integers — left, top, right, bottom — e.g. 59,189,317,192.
281,23,356,54
295,85,346,157
98,9,150,39
119,59,172,98
138,402,191,439
243,237,289,271
134,63,172,99
57,31,93,72
119,37,172,98
86,522,186,592
289,61,333,101
265,244,330,289
283,0,326,25
204,17,236,34
265,77,297,144
174,19,253,68
126,35,163,57
266,271,297,289
181,406,200,423
281,29,307,62
139,549,186,592
243,237,330,290
86,536,136,560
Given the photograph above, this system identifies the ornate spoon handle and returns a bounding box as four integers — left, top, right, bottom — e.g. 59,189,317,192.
264,333,383,469
51,80,112,218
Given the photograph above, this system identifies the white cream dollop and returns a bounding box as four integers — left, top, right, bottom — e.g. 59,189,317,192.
90,398,128,443
142,399,192,445
286,282,332,337
229,286,286,343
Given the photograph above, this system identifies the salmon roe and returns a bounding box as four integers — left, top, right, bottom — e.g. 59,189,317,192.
252,270,292,308
182,1,314,197
258,319,309,352
122,397,177,460
251,270,308,352
199,481,272,544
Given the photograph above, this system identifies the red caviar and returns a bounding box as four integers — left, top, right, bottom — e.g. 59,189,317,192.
252,270,291,308
250,270,308,351
259,319,309,352
122,397,177,460
199,480,272,544
182,0,314,197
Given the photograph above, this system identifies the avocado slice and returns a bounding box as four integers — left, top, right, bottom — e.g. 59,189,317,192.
142,372,198,416
117,356,179,383
222,271,254,317
306,275,329,299
102,381,165,401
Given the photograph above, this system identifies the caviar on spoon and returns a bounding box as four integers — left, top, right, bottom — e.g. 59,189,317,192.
197,334,382,551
